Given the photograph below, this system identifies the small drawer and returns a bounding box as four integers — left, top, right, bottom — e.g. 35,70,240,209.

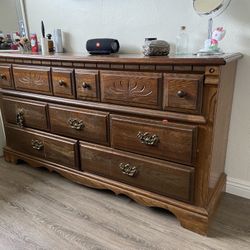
100,71,162,109
13,66,52,94
5,125,79,170
49,104,109,145
163,73,203,114
0,65,13,88
111,115,197,166
52,68,75,98
75,69,99,101
1,96,48,131
80,142,194,202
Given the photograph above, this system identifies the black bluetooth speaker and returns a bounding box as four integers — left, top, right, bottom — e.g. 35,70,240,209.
86,38,120,55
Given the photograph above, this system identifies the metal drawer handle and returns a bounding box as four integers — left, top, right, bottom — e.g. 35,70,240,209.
16,109,24,128
82,82,91,89
0,74,7,80
68,118,84,130
137,132,159,146
119,163,137,177
58,80,65,86
31,139,44,151
177,90,187,98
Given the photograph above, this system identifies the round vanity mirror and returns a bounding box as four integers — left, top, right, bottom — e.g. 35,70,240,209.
193,0,231,17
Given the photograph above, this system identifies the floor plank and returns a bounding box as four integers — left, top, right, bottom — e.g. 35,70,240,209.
0,158,249,250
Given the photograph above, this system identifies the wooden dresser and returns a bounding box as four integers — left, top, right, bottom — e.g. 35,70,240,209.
0,52,242,235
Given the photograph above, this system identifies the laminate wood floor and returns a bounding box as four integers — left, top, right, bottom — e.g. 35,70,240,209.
0,158,249,250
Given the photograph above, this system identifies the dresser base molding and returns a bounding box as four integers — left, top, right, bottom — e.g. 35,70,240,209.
4,147,225,236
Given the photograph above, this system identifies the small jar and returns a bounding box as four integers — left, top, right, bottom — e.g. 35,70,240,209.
143,38,157,55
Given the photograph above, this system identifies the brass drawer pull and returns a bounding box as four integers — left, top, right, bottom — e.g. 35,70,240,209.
119,163,137,177
0,74,7,80
177,90,187,98
31,139,44,150
137,132,159,146
16,109,24,128
68,118,84,130
82,82,91,89
58,80,65,86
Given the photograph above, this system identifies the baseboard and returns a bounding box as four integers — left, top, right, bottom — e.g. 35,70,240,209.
226,177,250,199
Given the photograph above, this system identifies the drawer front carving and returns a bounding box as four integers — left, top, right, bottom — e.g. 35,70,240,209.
163,73,203,114
13,66,52,94
0,65,13,88
100,71,162,109
2,96,48,131
80,142,194,202
49,104,109,145
52,68,75,98
111,115,197,166
5,126,79,170
75,69,99,101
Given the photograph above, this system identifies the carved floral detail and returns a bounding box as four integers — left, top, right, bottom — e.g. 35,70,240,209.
17,72,47,86
109,80,153,98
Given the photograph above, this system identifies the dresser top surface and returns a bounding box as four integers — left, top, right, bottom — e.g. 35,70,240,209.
0,52,242,65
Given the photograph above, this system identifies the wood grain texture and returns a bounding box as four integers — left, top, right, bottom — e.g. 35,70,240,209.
75,69,100,101
13,66,52,95
100,71,162,109
0,158,249,250
0,64,13,88
110,115,197,166
0,89,207,124
80,142,194,203
49,104,109,145
52,68,75,99
163,73,203,114
1,96,49,131
5,126,79,170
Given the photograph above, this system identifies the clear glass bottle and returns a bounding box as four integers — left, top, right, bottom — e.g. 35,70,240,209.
175,26,189,55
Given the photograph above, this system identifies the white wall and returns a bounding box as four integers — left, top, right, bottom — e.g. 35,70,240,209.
0,0,19,34
23,0,250,198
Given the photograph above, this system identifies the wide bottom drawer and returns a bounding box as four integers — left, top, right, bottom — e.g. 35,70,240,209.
5,125,79,170
80,142,194,203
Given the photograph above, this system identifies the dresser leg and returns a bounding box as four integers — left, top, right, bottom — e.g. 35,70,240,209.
173,210,209,235
4,149,19,164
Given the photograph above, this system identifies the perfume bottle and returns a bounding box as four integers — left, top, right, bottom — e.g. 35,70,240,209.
46,34,54,52
175,26,189,55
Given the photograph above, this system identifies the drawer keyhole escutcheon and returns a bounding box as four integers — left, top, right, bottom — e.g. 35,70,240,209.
58,80,65,86
119,163,137,177
0,74,7,80
82,82,91,89
68,118,84,130
137,132,159,146
177,90,187,98
31,139,44,151
16,109,24,128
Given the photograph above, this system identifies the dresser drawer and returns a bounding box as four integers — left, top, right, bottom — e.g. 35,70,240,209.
13,66,52,94
5,126,79,170
49,104,109,145
52,68,75,98
1,96,48,131
80,143,194,202
111,115,197,166
100,71,162,109
163,73,203,114
75,69,99,101
0,65,13,88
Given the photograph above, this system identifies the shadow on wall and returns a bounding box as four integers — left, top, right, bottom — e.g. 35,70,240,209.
63,32,74,52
